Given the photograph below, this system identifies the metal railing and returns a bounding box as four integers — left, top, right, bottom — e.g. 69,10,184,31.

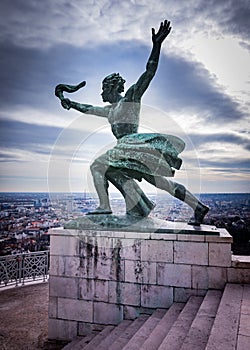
0,251,49,288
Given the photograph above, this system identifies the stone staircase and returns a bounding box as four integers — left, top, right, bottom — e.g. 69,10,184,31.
62,283,250,350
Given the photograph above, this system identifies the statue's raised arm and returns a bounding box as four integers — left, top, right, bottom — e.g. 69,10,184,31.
126,20,171,101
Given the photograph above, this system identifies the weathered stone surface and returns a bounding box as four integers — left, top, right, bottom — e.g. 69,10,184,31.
141,284,173,308
208,266,227,289
141,240,173,262
49,296,58,318
227,268,250,284
78,278,110,302
120,239,142,260
174,241,208,265
48,318,77,340
58,298,93,322
125,260,157,284
93,302,123,324
157,263,191,288
50,233,79,256
48,225,237,341
49,276,78,299
109,281,141,306
174,287,206,303
209,243,232,267
192,265,209,290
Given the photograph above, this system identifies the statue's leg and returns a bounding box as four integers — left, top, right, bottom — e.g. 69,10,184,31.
106,169,155,218
87,158,112,215
143,174,209,225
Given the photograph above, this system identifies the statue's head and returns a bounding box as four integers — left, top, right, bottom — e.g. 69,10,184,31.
101,73,126,102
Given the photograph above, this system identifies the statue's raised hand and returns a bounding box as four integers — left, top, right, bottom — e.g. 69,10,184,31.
152,20,171,45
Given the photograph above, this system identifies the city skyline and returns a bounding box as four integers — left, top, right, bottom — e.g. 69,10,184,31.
0,0,249,194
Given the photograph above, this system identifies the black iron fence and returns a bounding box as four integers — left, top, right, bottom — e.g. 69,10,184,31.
0,251,49,288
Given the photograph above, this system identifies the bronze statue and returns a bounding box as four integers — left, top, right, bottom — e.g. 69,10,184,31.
55,20,209,225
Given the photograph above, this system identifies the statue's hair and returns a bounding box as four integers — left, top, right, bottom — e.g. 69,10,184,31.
102,73,126,93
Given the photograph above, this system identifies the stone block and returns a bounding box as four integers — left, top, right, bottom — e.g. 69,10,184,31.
150,233,177,240
242,285,250,314
177,234,205,242
227,268,250,284
49,255,59,275
205,229,232,243
78,322,105,336
141,240,173,263
58,298,93,322
174,241,208,265
76,256,125,281
57,256,80,277
120,239,141,260
109,281,141,306
141,284,173,308
174,287,206,302
192,265,208,290
93,301,123,324
50,234,78,256
239,313,250,336
48,318,77,341
208,243,232,267
157,263,191,288
123,231,150,240
94,279,109,302
123,305,140,320
208,266,227,289
125,260,156,284
49,276,78,299
79,278,109,302
79,278,94,300
231,255,250,268
237,335,250,350
49,296,58,318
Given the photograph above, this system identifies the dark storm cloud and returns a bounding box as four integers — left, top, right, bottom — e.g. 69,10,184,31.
187,132,250,151
0,40,245,125
199,158,250,171
0,42,88,111
0,119,62,160
198,0,250,41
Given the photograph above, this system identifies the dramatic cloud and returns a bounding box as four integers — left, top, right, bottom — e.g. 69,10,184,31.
0,0,249,192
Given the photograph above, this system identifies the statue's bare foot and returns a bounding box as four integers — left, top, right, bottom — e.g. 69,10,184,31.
188,204,209,226
86,207,112,215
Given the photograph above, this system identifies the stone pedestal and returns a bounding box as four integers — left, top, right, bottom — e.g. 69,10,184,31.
48,218,233,341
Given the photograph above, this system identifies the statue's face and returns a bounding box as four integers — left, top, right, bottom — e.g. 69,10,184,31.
101,83,116,103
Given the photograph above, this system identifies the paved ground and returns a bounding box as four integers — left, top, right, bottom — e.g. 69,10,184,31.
0,283,66,350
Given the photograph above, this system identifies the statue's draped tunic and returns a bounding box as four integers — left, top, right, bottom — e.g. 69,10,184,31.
95,133,185,180
92,99,185,179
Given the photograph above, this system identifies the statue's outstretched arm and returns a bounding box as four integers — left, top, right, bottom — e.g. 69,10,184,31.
55,81,109,118
127,20,171,100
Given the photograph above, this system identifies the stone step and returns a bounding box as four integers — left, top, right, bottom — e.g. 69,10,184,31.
108,314,150,350
74,325,115,350
62,283,249,350
62,333,96,350
180,290,222,350
158,296,204,350
95,319,132,350
237,284,250,350
122,309,166,350
140,303,185,350
205,283,244,350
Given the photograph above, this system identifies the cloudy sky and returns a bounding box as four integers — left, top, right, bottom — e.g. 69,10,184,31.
0,0,249,195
